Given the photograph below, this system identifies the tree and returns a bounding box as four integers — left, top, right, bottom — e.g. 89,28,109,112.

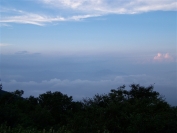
73,84,177,133
0,84,176,132
38,91,73,126
12,90,24,97
0,79,2,90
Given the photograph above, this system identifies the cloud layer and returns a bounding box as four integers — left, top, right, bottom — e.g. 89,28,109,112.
2,74,177,105
0,0,176,25
1,51,176,105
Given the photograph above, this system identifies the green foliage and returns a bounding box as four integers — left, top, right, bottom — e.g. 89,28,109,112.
0,84,176,133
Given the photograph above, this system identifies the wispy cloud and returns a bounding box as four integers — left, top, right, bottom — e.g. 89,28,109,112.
0,0,176,26
0,8,100,26
0,9,66,26
39,0,177,13
0,23,11,27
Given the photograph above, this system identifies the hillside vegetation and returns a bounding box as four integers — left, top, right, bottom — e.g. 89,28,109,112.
0,84,176,133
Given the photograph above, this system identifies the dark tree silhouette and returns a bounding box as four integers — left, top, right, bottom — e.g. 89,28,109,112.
0,79,2,90
0,84,176,132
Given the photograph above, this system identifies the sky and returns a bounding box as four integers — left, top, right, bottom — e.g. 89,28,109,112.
0,0,177,105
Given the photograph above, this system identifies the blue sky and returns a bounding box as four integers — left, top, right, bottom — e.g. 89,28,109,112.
0,0,177,105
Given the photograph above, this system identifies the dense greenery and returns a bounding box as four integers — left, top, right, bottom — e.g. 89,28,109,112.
0,84,176,133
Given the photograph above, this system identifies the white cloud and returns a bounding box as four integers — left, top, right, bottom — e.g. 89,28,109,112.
39,0,177,13
153,53,174,62
0,8,100,26
0,13,66,26
0,0,176,26
70,14,101,21
0,14,99,26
